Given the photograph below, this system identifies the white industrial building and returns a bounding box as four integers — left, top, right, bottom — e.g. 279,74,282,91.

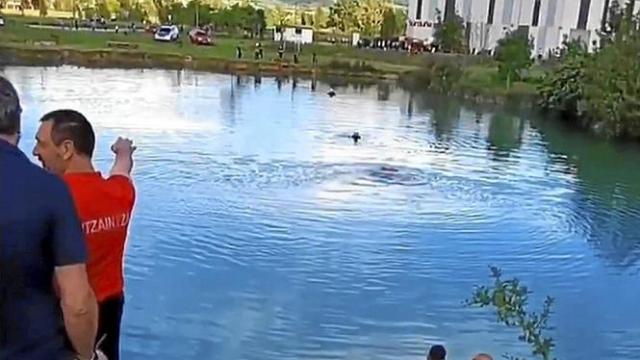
406,0,640,57
273,26,314,44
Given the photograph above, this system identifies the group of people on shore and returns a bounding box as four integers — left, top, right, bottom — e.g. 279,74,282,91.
427,345,493,360
0,75,136,360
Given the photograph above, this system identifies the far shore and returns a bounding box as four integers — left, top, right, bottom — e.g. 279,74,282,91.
0,14,541,104
0,44,401,81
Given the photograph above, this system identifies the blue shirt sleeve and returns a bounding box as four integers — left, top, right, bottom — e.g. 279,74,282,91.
49,178,87,266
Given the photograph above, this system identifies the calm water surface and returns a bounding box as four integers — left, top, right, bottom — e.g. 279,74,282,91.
4,66,640,360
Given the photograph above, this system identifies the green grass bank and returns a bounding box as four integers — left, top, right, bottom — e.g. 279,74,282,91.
0,15,541,100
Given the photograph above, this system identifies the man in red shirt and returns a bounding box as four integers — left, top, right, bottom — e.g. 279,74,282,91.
33,109,136,360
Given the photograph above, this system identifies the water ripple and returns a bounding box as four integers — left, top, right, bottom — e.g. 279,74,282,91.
5,66,640,360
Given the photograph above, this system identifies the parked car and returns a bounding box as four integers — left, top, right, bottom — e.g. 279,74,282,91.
188,29,213,46
145,24,158,33
0,16,5,27
154,25,179,42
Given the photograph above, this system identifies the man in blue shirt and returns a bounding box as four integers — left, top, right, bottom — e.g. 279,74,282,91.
0,76,99,360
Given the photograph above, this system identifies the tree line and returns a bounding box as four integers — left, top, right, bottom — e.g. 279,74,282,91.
425,1,639,140
540,0,640,139
18,0,407,39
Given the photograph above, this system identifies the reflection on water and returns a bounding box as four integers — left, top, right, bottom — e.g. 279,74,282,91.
535,120,640,270
3,66,640,360
487,114,525,160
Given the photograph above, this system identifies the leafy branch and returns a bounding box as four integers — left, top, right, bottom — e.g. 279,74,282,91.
467,267,556,360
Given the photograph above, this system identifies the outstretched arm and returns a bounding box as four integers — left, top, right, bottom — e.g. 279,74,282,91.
109,137,136,178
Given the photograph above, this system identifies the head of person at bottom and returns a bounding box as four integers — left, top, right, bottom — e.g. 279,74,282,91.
33,109,95,175
0,76,23,146
473,353,493,360
427,344,447,360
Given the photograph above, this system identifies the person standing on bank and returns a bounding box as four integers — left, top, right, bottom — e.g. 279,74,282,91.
33,110,137,360
0,77,100,360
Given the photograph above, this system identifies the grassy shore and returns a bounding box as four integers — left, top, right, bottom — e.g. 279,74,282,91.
0,15,418,76
0,14,542,99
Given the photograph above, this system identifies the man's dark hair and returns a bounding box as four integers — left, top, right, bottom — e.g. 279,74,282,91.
428,344,447,360
40,109,95,157
0,76,22,136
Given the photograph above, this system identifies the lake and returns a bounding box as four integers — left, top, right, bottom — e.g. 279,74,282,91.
4,66,640,360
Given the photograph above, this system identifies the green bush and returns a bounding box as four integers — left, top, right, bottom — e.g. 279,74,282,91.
538,40,589,118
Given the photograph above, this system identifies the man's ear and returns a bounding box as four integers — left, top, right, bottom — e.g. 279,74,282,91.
59,139,75,160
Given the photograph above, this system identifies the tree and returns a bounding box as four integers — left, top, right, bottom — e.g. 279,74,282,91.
183,0,213,26
358,0,390,37
20,0,30,15
599,0,623,44
206,0,224,9
433,9,466,53
72,0,92,19
128,0,155,21
394,9,407,35
467,267,555,360
328,0,391,36
267,5,293,27
255,8,266,38
380,8,397,39
328,0,359,33
52,0,72,11
581,14,640,138
538,0,640,139
128,1,150,22
360,0,384,36
539,40,589,117
209,4,264,36
96,0,120,18
313,6,328,30
495,30,533,90
152,0,169,23
39,0,47,16
117,0,132,18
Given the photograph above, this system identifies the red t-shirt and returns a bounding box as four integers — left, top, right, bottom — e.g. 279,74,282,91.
64,172,135,302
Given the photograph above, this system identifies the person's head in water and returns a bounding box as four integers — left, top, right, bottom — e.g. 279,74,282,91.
0,76,23,146
427,345,446,360
33,109,95,175
351,131,361,143
473,354,493,360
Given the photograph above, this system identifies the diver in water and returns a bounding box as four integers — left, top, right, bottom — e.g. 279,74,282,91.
351,131,361,144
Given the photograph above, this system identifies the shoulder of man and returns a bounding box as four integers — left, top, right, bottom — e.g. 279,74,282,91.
1,154,69,214
105,174,136,206
20,157,70,197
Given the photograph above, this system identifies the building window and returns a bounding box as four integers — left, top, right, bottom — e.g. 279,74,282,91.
578,0,592,29
416,0,423,20
532,0,541,27
487,0,497,24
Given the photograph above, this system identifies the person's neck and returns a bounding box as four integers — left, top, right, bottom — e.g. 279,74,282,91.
0,134,18,146
64,157,95,174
